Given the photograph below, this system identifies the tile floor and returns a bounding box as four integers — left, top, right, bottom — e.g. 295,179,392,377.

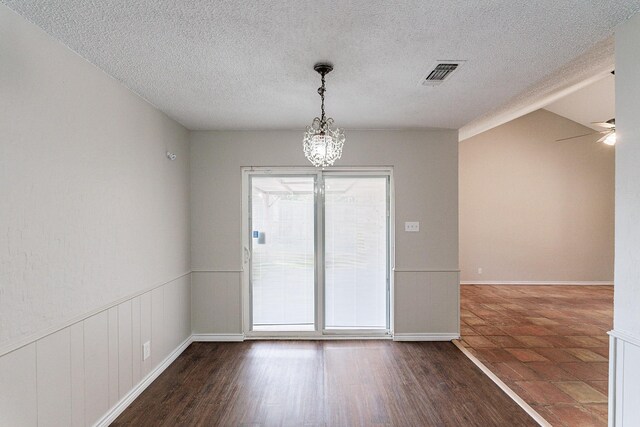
460,285,613,427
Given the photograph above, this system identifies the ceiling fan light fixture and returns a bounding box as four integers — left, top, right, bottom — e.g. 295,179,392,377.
603,132,616,146
303,63,345,168
556,118,616,144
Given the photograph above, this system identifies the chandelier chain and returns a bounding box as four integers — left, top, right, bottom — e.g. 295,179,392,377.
318,71,326,124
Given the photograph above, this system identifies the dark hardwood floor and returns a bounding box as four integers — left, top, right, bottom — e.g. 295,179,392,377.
113,340,536,426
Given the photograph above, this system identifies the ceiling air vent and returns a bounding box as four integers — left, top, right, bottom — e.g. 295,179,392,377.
421,61,465,86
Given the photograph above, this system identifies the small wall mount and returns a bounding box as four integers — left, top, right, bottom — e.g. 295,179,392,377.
166,151,177,161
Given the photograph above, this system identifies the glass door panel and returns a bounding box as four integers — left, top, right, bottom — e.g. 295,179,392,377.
324,176,388,330
250,176,316,332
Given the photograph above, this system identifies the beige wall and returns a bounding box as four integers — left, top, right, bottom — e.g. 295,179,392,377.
190,129,459,337
459,109,614,283
0,5,191,425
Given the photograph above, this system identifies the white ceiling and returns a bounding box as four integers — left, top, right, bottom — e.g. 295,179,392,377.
4,1,640,131
544,74,615,130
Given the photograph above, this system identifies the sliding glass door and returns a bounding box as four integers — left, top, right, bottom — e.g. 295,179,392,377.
250,176,316,332
324,176,388,330
246,170,390,336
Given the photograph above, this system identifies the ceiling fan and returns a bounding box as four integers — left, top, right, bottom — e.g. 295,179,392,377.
556,118,616,145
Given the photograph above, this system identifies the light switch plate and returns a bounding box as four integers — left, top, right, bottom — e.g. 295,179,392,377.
405,222,420,232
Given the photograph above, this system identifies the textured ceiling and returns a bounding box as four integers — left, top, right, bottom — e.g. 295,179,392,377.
458,36,616,140
4,1,640,131
545,74,615,130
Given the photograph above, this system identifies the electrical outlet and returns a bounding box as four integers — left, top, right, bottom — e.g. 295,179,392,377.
478,267,483,274
143,341,151,361
405,221,420,232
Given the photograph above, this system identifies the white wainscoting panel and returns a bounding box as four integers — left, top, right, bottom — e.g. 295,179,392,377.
0,274,191,427
151,287,166,367
107,307,119,407
393,270,460,336
140,292,153,377
70,322,85,427
84,311,110,425
118,300,133,398
164,276,191,352
192,271,242,334
131,296,142,385
393,333,460,341
610,330,640,426
36,329,72,427
0,343,37,427
622,342,640,425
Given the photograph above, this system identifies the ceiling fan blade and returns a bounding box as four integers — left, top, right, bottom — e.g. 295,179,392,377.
591,121,615,129
555,131,598,142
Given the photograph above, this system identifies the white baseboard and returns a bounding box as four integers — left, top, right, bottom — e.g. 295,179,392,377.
452,340,551,427
460,280,613,286
393,333,460,341
192,333,245,342
244,334,392,340
195,332,465,342
95,335,194,427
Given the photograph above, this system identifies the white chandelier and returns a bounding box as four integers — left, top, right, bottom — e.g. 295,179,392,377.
303,63,345,167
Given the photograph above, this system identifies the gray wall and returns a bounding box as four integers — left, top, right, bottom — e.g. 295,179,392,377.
0,5,191,425
190,129,459,337
611,11,640,426
460,109,615,283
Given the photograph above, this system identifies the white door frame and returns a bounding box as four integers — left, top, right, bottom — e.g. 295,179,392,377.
241,166,395,339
